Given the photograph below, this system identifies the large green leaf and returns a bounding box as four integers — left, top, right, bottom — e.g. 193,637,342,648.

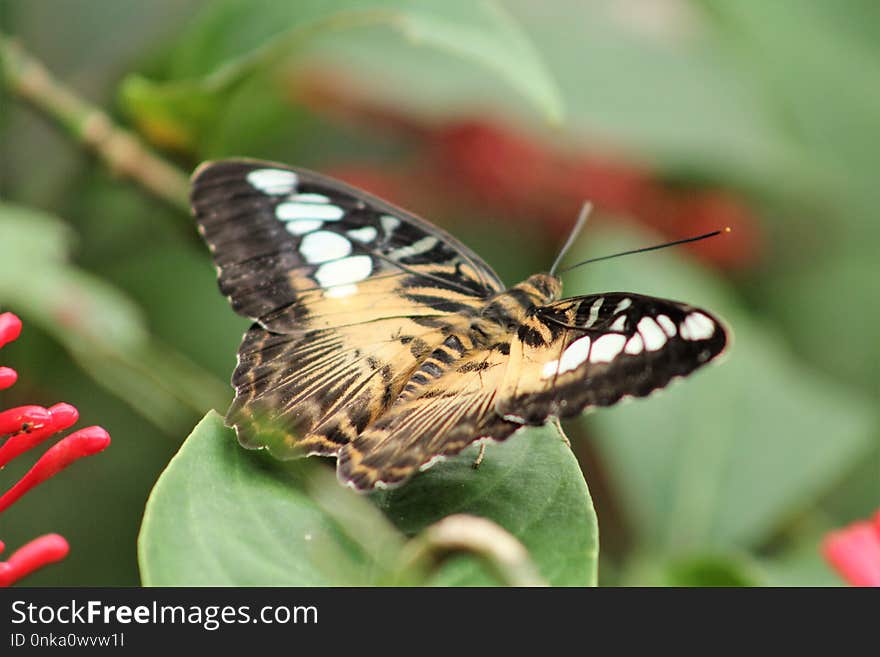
569,226,876,554
376,423,598,586
121,0,562,152
139,412,598,586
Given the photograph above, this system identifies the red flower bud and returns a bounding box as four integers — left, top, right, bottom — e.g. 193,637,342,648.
0,534,69,587
0,405,53,435
0,367,17,390
0,403,80,468
822,510,880,587
0,313,111,585
0,313,22,349
0,426,110,513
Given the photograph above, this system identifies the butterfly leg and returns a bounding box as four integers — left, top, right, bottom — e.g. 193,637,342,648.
472,443,486,469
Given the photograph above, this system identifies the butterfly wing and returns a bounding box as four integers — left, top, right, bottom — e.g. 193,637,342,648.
496,292,728,423
337,290,727,490
338,338,521,490
191,159,505,458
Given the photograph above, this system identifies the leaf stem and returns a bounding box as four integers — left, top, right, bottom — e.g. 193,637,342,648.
399,514,548,587
0,33,189,212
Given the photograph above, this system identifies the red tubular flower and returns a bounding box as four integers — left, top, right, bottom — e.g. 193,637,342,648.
0,311,111,586
0,426,110,513
0,367,17,390
822,510,880,587
0,403,79,468
0,313,22,348
0,405,53,435
0,534,70,587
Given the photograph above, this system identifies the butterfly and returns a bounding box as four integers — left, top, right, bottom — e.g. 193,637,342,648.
191,159,728,491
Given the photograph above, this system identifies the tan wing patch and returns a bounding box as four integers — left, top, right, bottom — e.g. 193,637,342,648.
337,341,517,489
229,316,466,459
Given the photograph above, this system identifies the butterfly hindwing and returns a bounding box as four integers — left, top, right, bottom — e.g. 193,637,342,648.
191,159,505,458
496,292,728,423
338,336,520,489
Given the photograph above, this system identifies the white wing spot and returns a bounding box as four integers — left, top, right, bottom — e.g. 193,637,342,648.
541,359,560,379
299,231,352,264
624,333,644,355
381,214,400,234
247,169,297,195
347,226,378,243
390,235,438,259
614,298,632,314
276,202,344,221
291,193,330,203
610,315,627,332
315,255,373,288
638,317,667,351
557,335,592,374
285,220,322,236
683,312,715,341
590,333,627,363
585,297,604,328
657,314,677,337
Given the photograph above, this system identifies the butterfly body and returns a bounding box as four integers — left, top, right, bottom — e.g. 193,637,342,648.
192,159,728,490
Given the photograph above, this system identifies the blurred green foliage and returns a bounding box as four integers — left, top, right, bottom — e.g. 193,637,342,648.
1,0,877,586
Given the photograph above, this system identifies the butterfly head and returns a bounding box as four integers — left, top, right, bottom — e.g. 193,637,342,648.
521,273,562,304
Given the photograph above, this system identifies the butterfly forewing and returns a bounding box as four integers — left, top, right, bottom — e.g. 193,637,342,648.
496,293,727,423
192,160,504,459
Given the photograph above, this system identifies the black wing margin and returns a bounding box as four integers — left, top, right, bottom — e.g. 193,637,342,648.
496,292,729,423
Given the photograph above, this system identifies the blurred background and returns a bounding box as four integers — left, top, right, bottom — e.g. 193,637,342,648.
0,0,877,586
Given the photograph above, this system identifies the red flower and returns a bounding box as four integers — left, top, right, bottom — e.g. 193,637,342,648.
822,510,880,587
0,535,69,587
0,311,111,586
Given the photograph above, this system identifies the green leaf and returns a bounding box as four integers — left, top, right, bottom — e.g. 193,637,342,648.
140,412,391,585
139,412,598,586
699,0,880,183
377,423,599,586
121,0,562,152
569,225,877,555
0,202,146,350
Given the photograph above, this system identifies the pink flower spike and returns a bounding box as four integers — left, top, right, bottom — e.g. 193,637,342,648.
0,403,80,468
0,313,22,349
0,367,17,390
0,405,52,435
822,514,880,587
0,426,110,513
0,534,69,587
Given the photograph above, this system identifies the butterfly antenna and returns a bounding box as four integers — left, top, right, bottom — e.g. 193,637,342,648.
549,202,593,276
557,227,731,274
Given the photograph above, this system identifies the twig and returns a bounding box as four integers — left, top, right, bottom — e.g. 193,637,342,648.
0,33,189,212
399,514,548,587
